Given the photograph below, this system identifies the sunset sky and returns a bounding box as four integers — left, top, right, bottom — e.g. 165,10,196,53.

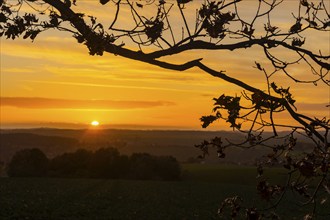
0,0,329,130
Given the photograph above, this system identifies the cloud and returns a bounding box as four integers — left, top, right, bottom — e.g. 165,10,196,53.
295,103,329,112
24,79,202,93
0,97,175,110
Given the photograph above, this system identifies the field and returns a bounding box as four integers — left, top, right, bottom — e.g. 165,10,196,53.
1,164,326,220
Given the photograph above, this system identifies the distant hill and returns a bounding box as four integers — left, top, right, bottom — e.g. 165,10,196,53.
0,133,78,164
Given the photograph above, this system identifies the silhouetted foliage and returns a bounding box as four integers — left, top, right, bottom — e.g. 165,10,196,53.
49,149,91,178
130,153,181,180
129,153,159,180
7,148,49,177
8,147,181,180
88,147,130,179
155,155,181,181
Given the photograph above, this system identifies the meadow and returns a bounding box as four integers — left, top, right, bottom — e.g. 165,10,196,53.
1,164,326,219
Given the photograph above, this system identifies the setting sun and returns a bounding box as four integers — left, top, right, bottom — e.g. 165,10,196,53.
91,120,100,127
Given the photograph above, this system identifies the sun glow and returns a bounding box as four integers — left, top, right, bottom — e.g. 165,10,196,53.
91,120,100,127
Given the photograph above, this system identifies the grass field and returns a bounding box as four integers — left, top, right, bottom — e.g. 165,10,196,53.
0,164,328,219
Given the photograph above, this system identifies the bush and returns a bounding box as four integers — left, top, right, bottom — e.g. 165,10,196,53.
129,153,181,180
89,147,130,179
129,153,157,180
7,148,49,177
156,156,181,181
49,149,92,178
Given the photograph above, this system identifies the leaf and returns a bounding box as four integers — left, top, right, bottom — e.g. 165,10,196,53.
323,21,330,28
88,16,96,28
23,31,31,39
200,115,218,128
242,25,254,36
145,20,164,43
100,0,110,5
300,0,309,7
255,61,262,71
308,20,317,27
264,24,278,33
23,13,38,23
29,30,40,41
289,21,302,33
270,82,278,92
292,38,305,47
136,3,143,8
177,0,193,4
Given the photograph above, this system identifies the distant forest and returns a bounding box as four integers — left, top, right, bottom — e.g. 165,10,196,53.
6,147,181,180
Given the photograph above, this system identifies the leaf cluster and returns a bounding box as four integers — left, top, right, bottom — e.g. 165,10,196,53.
73,16,116,56
199,1,235,39
0,9,40,40
195,136,224,159
145,12,164,43
201,94,242,129
270,82,295,107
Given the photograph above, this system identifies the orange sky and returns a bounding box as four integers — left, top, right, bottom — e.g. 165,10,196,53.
0,1,329,130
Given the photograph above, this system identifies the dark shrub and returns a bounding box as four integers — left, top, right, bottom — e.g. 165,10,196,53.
129,153,157,180
156,156,181,180
7,148,49,177
49,149,92,178
129,153,181,180
88,147,129,178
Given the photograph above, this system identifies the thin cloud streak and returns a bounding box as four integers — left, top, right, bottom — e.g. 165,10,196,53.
24,80,201,93
1,97,175,110
296,103,330,111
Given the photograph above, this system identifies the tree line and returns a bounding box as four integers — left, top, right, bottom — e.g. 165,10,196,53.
7,147,181,181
